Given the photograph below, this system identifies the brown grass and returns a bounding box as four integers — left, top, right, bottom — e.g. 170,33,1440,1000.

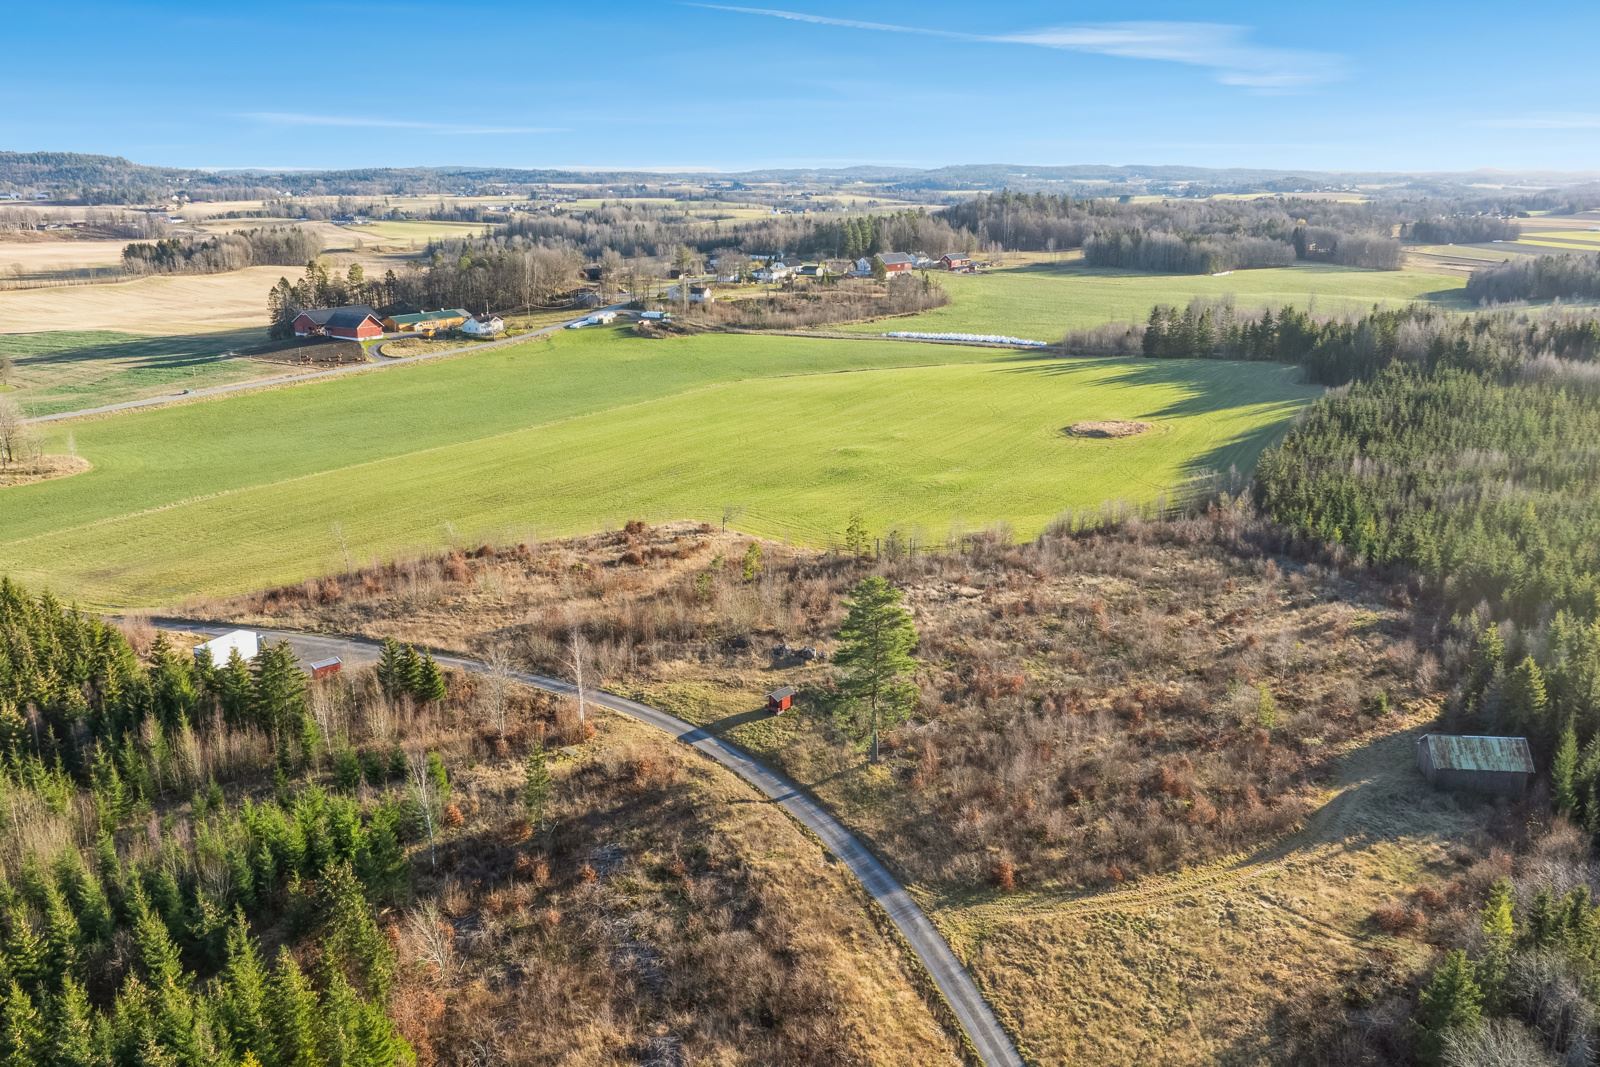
204,510,1489,1063
0,454,90,487
1066,419,1153,438
389,713,961,1066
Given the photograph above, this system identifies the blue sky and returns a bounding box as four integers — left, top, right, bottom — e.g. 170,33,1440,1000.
5,0,1599,173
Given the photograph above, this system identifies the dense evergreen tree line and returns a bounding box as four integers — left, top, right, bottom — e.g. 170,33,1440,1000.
1069,301,1600,385
1467,250,1600,304
0,579,430,1063
123,228,323,276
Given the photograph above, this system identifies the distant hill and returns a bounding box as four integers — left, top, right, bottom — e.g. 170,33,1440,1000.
4,150,1598,204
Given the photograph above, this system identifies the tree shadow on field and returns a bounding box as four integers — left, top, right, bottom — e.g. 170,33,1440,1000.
6,329,265,371
678,706,771,744
998,353,1320,487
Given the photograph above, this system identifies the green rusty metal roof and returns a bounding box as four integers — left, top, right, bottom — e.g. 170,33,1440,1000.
387,308,470,325
1420,734,1535,774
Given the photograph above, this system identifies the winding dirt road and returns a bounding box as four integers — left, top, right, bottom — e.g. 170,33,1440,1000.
152,618,1025,1067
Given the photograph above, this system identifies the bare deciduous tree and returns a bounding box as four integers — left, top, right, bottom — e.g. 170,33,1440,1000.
483,644,514,739
568,629,590,734
409,750,440,869
0,396,35,469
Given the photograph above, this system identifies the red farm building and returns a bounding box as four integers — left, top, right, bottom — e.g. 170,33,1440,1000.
292,304,383,341
766,686,797,714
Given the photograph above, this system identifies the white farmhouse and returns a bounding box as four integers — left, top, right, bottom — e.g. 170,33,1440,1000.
461,314,505,337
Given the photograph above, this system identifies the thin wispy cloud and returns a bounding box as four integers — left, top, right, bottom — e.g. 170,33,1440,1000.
1475,114,1600,130
239,112,563,135
687,5,1343,90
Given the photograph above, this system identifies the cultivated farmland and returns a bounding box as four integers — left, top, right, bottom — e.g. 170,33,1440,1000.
839,262,1469,342
0,264,296,333
1,328,1317,607
0,329,284,416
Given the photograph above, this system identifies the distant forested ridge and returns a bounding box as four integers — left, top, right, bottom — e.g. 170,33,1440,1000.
943,191,1411,271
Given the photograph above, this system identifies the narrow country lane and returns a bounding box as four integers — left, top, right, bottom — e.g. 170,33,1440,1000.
148,617,1026,1067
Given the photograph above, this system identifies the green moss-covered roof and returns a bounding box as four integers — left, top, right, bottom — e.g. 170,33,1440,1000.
1419,734,1535,774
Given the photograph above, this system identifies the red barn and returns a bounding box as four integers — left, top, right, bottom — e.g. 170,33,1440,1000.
766,686,796,714
325,307,384,341
939,252,973,272
878,252,916,276
292,304,382,340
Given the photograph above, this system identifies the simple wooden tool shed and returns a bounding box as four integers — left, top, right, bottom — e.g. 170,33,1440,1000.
1416,734,1536,796
766,687,797,714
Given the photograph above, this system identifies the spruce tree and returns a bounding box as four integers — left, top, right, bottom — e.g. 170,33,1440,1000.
217,914,270,1062
47,976,98,1067
833,576,919,764
0,981,42,1067
1554,718,1580,816
266,950,320,1067
320,863,394,1002
415,653,446,705
1414,949,1482,1065
523,741,552,831
375,640,404,698
1478,879,1514,1012
1504,656,1550,742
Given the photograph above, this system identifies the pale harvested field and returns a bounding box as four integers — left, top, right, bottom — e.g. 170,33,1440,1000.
0,238,131,273
0,266,291,333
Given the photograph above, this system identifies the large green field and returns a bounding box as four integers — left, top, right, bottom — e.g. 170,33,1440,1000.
2,328,1317,608
843,262,1469,341
0,330,279,417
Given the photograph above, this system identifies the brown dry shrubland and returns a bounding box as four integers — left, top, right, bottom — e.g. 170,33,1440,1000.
210,504,1446,894
391,712,960,1066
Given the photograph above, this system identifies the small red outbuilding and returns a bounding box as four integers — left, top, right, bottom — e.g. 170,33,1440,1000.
766,686,797,714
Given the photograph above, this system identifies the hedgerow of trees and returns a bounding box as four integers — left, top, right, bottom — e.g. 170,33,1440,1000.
123,227,322,276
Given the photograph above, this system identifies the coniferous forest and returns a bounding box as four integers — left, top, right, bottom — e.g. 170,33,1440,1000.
0,580,434,1065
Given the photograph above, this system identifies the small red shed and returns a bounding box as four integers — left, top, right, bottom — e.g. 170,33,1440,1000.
308,656,343,679
766,686,796,714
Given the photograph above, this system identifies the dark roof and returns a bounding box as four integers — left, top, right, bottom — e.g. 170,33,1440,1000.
298,305,376,327
942,251,971,260
877,252,915,266
326,306,381,330
767,686,797,701
1418,734,1535,774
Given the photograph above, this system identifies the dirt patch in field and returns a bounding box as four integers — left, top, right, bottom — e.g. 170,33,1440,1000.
0,454,91,487
1065,419,1152,438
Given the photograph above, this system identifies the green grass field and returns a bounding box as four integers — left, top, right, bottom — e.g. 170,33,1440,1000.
0,329,279,417
840,262,1468,341
2,328,1317,608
